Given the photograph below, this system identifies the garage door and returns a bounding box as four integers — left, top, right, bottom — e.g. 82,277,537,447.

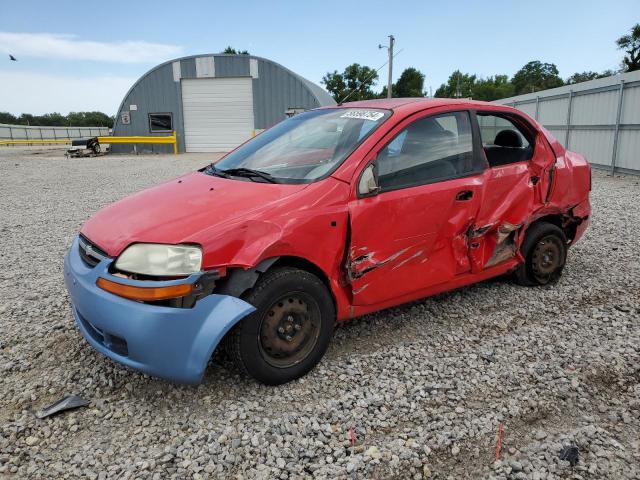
181,78,254,152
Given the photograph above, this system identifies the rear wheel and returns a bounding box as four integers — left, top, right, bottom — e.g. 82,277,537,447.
226,267,335,385
514,222,567,286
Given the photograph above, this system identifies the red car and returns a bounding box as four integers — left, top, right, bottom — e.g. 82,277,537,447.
64,98,591,385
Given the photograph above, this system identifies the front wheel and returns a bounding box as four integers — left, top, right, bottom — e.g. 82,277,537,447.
513,222,567,286
225,267,335,385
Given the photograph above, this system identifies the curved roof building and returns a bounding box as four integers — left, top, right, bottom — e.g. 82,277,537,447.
112,54,335,153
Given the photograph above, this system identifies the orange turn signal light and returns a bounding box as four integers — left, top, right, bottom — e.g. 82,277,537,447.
96,277,193,301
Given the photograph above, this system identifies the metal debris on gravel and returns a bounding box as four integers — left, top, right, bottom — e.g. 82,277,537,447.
1,147,639,479
35,395,89,419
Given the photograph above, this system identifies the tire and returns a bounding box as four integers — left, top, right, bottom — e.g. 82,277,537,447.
513,222,567,286
225,267,335,385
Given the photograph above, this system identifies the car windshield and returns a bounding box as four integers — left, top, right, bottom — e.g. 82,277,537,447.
209,108,391,183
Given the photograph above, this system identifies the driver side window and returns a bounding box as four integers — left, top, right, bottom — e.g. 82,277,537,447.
377,111,480,191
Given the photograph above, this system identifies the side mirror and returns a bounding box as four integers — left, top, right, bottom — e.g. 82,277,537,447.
358,163,379,196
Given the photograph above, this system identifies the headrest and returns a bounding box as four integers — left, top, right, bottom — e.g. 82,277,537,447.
494,129,522,148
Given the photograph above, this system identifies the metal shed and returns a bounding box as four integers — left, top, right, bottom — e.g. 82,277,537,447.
112,54,335,153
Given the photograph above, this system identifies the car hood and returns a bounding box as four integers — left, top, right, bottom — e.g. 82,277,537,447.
80,172,308,257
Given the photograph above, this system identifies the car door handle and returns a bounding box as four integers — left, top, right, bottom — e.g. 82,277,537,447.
455,190,473,201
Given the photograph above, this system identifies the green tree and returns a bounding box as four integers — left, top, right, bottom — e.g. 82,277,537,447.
222,46,249,55
0,112,18,124
434,70,477,98
1,111,114,127
566,70,616,85
616,23,640,72
566,71,601,84
394,67,426,97
512,61,564,94
82,111,114,127
321,63,379,102
472,75,515,101
38,112,67,126
65,111,114,127
378,67,426,98
18,113,37,125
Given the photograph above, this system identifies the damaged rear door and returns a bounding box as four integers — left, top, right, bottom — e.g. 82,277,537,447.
468,112,555,271
347,110,488,306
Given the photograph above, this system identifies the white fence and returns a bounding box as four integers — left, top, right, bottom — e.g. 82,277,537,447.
0,123,110,142
497,69,640,175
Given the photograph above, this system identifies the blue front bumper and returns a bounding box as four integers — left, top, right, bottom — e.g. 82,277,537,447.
63,236,255,384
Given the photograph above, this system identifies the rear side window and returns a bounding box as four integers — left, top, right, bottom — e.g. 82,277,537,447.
377,111,482,191
477,114,533,167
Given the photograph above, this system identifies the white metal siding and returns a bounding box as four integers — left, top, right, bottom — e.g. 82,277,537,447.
617,130,640,170
172,61,181,82
538,97,568,125
516,102,536,119
546,128,565,142
497,70,640,173
570,90,618,125
195,57,215,78
250,58,259,78
621,84,640,124
570,130,614,166
181,78,254,152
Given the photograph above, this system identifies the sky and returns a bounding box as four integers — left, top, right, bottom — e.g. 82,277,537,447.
0,0,637,115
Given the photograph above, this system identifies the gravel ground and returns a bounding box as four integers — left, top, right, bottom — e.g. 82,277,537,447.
1,147,639,479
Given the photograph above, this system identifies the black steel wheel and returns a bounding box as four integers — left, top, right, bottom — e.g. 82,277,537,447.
258,292,321,368
513,222,567,286
225,267,334,385
530,234,565,284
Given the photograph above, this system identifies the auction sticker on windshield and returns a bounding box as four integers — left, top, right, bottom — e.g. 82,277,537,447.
340,110,385,121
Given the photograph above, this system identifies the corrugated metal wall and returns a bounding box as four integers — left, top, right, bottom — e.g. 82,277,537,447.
112,54,335,153
496,70,640,174
0,124,109,140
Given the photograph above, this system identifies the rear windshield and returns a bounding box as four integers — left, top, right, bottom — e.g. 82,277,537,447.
211,108,391,183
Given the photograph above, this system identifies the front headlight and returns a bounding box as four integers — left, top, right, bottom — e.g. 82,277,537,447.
114,244,202,276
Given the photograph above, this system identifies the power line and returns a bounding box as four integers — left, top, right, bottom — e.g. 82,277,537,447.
338,48,404,104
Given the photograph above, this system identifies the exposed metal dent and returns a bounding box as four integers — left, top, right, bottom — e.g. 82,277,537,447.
352,284,369,294
348,247,411,280
391,250,424,270
493,223,521,266
496,222,520,242
472,222,522,269
351,252,374,265
469,224,494,238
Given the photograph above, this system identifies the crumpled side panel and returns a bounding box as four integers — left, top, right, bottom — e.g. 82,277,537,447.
468,163,537,272
346,176,484,306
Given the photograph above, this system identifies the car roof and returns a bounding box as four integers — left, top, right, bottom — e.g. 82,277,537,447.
332,97,511,115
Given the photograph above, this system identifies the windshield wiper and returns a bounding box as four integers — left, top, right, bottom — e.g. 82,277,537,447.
221,167,278,183
204,164,231,178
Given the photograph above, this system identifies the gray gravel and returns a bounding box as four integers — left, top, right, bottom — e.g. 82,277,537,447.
1,147,639,479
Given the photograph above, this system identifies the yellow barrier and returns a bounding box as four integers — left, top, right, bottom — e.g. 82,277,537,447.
97,131,178,154
0,131,178,154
